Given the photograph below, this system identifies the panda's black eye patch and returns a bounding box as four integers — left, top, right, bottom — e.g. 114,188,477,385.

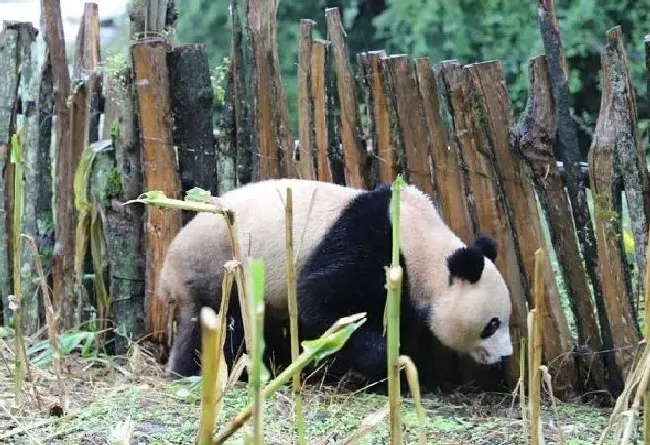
481,317,500,339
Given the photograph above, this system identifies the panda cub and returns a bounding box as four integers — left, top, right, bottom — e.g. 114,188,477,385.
158,178,513,385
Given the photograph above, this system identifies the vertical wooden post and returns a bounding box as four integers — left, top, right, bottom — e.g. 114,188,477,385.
101,65,146,355
358,50,395,184
415,58,473,241
536,0,615,390
587,27,644,384
311,39,332,183
296,19,316,180
440,61,528,389
382,55,436,199
42,0,75,330
15,22,42,335
168,43,218,208
466,60,580,399
325,7,370,189
0,22,26,324
132,38,183,348
513,55,608,392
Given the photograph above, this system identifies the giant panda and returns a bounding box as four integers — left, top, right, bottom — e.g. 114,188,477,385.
158,178,513,387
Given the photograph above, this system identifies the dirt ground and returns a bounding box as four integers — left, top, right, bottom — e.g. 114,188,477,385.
0,336,618,445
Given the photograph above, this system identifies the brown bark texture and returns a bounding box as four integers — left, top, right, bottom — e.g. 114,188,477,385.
312,39,332,183
42,0,76,330
358,50,394,185
17,22,46,334
325,7,370,189
296,19,316,180
415,58,473,242
383,56,436,200
587,27,644,384
466,60,579,399
536,0,619,393
132,38,183,347
101,66,146,355
512,55,608,392
440,60,528,390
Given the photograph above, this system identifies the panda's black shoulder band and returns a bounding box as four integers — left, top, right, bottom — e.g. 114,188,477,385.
447,246,485,284
472,234,497,262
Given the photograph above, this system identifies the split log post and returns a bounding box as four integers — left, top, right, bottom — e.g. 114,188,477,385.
357,50,395,184
230,0,254,186
0,22,27,324
267,0,293,179
42,0,76,330
132,38,183,352
14,22,42,335
513,56,607,389
73,3,102,144
586,27,644,384
512,55,608,393
536,0,617,392
71,3,103,326
216,60,237,195
325,7,370,189
382,55,436,200
415,58,473,239
296,19,317,180
168,43,218,223
100,63,146,356
247,0,284,180
465,61,579,399
440,60,528,390
603,28,650,304
311,39,333,183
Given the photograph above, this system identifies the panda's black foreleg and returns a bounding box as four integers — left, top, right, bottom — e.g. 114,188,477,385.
167,314,202,379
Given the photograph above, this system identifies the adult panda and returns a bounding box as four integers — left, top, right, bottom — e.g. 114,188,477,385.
159,178,513,386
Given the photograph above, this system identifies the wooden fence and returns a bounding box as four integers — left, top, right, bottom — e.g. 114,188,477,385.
0,0,648,402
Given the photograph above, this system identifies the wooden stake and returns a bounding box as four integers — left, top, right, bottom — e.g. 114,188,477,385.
132,38,183,349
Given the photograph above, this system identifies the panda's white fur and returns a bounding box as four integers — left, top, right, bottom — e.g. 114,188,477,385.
159,178,513,379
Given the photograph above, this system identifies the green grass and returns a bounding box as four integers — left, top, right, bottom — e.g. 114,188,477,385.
0,352,615,445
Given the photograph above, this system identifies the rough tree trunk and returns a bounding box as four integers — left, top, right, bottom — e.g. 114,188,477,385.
512,55,608,393
132,38,183,352
0,22,31,324
15,22,42,334
296,19,317,180
312,39,332,183
101,66,146,356
168,43,217,223
466,60,579,399
536,0,618,393
587,27,644,385
382,55,436,200
325,7,370,189
358,50,394,185
41,0,75,330
415,58,473,241
440,61,528,390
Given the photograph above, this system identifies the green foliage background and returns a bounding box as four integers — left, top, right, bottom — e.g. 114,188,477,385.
177,0,650,159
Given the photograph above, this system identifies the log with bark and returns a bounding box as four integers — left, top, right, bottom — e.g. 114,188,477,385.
440,60,528,390
132,38,183,353
512,55,609,394
312,39,333,183
466,60,579,399
325,7,370,189
42,0,76,330
587,27,644,385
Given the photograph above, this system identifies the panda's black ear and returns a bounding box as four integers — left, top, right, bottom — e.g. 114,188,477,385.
447,246,485,285
472,234,497,262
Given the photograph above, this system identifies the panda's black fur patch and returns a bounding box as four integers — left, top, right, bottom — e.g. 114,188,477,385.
447,245,485,285
473,234,497,262
296,183,429,385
